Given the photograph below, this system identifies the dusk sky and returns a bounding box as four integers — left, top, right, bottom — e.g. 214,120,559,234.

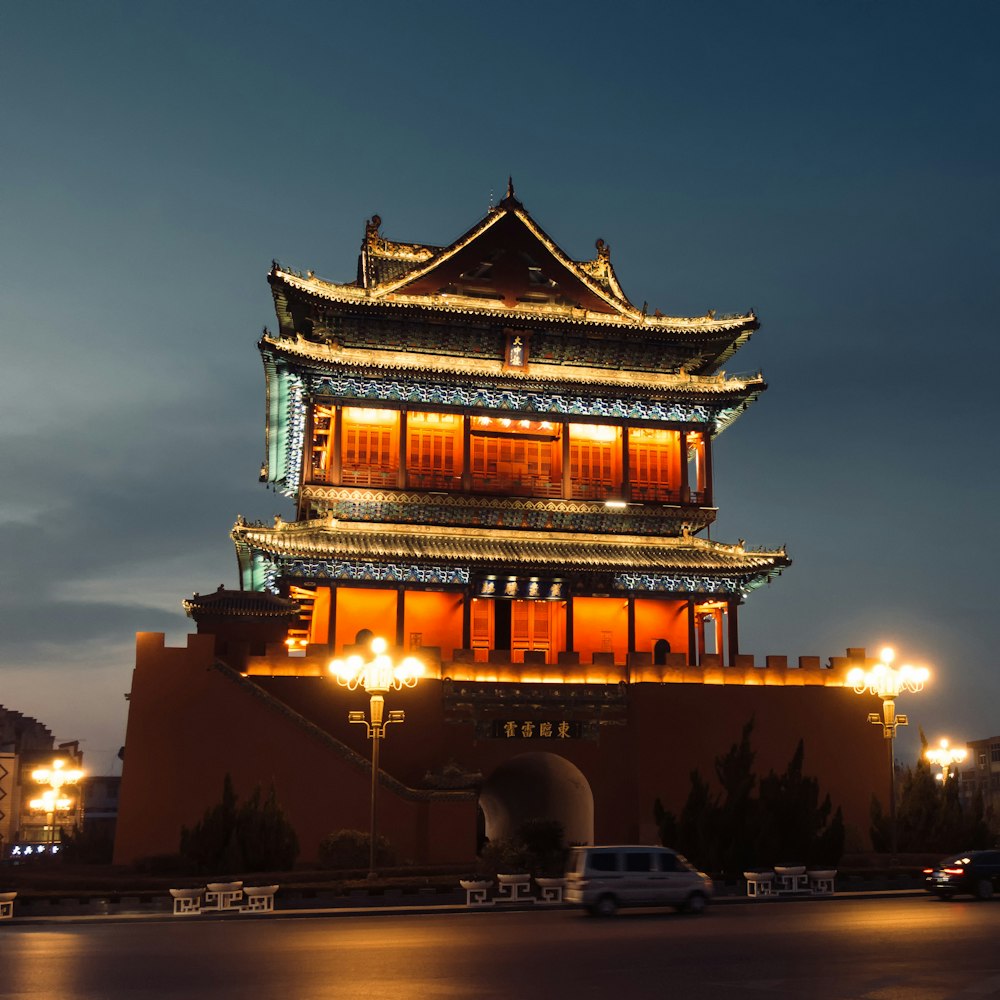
3,2,997,775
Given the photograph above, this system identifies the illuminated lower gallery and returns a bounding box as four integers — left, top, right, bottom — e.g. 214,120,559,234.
114,185,888,866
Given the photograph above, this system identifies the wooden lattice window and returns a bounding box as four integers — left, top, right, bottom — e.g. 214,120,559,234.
570,440,614,483
471,437,552,481
628,428,680,497
568,424,620,491
403,412,462,488
471,599,493,649
511,600,551,652
345,425,392,466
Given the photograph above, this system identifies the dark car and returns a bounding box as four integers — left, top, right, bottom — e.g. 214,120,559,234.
924,850,1000,900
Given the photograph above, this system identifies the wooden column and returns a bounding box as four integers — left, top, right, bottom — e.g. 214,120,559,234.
703,429,714,507
395,588,405,648
621,424,631,501
397,410,408,489
332,405,343,485
686,599,697,666
462,591,472,649
565,595,574,651
627,595,636,656
462,415,472,491
679,428,690,504
298,397,314,520
727,598,739,664
626,595,636,683
328,587,338,654
562,421,571,499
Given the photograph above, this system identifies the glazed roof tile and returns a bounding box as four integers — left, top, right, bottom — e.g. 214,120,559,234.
272,264,756,336
260,333,765,401
231,518,788,577
183,586,300,619
271,187,756,340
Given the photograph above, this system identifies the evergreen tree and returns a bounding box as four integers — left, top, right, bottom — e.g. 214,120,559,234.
655,720,845,874
181,773,239,872
714,719,758,877
872,753,994,855
237,785,300,872
757,739,834,864
180,775,299,873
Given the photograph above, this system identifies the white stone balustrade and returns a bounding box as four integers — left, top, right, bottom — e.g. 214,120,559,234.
774,865,809,894
745,867,837,898
170,882,279,915
459,879,494,906
242,885,279,912
168,887,204,915
535,877,566,903
807,870,837,895
204,881,244,911
744,871,775,898
494,873,534,903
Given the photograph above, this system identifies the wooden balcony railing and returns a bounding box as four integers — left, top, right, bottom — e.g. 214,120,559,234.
341,467,399,488
310,467,707,505
470,474,563,498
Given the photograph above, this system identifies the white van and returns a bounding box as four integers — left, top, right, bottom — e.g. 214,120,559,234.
563,845,713,917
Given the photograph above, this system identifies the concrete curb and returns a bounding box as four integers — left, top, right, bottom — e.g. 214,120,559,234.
1,888,929,926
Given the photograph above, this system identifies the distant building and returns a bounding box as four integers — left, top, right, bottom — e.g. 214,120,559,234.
80,775,120,843
0,707,84,858
959,737,1000,831
115,187,888,866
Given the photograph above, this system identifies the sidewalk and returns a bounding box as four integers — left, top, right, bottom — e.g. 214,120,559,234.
1,884,928,926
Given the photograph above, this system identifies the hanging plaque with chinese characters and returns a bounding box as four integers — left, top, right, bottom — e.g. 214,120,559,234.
491,719,582,740
474,576,565,600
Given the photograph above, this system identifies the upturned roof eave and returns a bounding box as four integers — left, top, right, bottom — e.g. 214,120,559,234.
258,333,767,404
362,201,638,317
230,518,789,576
268,267,757,340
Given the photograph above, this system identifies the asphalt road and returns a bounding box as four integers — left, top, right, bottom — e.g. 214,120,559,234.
4,896,999,999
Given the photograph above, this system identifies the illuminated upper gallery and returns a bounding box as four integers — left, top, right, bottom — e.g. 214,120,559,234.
231,182,789,679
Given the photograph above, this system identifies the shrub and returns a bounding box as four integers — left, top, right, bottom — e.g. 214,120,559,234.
477,820,566,877
318,829,395,870
180,775,299,874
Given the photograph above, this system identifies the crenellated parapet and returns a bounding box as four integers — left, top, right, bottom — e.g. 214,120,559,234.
235,643,878,689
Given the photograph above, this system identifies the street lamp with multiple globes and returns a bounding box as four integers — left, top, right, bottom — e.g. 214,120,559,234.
925,738,967,783
29,758,85,849
847,646,930,862
329,637,424,879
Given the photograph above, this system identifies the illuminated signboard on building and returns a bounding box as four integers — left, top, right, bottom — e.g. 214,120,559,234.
475,577,566,600
491,720,582,740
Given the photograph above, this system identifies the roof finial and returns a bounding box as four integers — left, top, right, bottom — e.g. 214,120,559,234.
499,177,522,210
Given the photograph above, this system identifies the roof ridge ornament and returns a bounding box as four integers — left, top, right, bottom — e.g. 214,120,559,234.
580,238,614,285
499,176,522,210
364,214,382,249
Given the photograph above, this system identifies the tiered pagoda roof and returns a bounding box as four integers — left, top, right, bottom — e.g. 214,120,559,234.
242,187,789,601
183,586,299,619
232,517,788,591
267,181,760,376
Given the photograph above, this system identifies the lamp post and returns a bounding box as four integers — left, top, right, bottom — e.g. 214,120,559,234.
29,758,84,850
847,646,929,863
926,738,966,783
329,637,424,879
